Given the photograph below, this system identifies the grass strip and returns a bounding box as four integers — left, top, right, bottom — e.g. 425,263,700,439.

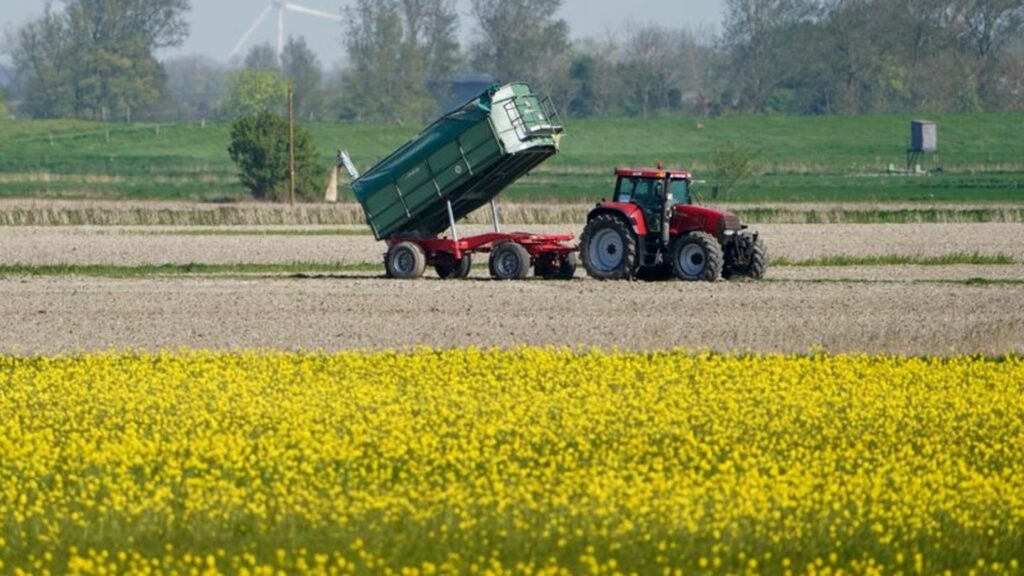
772,253,1016,267
0,262,382,278
765,277,1024,286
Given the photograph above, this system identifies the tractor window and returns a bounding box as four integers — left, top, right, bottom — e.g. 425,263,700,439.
669,179,689,205
614,177,637,203
632,179,663,212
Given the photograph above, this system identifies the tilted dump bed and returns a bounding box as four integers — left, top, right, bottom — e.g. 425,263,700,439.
352,83,563,240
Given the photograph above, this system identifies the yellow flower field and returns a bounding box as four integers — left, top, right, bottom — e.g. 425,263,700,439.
0,349,1022,575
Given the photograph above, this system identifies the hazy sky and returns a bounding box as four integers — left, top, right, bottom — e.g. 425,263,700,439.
2,0,725,67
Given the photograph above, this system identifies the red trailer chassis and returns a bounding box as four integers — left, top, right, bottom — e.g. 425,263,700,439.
381,199,577,280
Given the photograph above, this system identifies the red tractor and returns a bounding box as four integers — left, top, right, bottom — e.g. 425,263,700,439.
580,166,767,281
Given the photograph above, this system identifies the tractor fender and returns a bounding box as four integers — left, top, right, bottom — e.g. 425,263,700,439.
586,203,648,237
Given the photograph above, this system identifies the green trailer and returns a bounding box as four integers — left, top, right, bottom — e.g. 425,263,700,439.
345,82,577,281
352,82,564,240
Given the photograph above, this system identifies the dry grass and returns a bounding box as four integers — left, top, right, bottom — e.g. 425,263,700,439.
0,200,1022,226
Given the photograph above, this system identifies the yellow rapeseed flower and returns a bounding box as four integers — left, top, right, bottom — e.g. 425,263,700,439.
0,349,1021,574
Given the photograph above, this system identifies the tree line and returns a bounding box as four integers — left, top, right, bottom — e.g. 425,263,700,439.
4,0,1023,123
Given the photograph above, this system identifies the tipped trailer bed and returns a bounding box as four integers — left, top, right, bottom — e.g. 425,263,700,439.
347,82,577,280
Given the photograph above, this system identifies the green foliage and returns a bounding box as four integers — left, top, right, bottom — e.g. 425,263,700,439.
9,0,190,120
243,43,280,72
227,111,323,202
281,37,322,117
0,87,8,118
470,0,570,85
223,71,289,119
709,143,759,200
341,0,459,123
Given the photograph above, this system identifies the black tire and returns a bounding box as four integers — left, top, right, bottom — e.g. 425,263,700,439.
556,253,578,280
744,238,768,280
536,253,578,280
670,232,723,282
489,242,531,280
385,241,427,279
436,254,473,280
580,214,638,280
724,236,769,281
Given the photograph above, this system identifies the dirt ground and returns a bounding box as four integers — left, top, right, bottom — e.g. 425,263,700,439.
1,222,1022,355
0,274,1021,356
1,223,1023,265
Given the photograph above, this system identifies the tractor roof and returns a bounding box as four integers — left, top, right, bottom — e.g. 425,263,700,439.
615,167,692,179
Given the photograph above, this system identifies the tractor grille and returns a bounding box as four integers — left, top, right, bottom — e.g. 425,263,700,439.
723,214,741,230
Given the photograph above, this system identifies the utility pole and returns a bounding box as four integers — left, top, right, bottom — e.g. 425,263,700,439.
288,85,296,207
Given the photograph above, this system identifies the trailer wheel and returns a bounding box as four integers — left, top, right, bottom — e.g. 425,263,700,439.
670,232,723,282
536,253,577,280
386,241,427,279
436,255,473,280
489,242,531,280
555,253,578,279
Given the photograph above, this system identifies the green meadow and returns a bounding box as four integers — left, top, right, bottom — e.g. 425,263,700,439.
1,112,1022,203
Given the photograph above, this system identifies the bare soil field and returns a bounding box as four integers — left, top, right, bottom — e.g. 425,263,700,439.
1,223,1023,266
0,275,1020,356
1,221,1021,356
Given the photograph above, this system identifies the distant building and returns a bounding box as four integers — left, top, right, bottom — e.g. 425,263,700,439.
430,73,496,113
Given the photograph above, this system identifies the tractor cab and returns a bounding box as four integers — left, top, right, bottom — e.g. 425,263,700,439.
612,167,691,235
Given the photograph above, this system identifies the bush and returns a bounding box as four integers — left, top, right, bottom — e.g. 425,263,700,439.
227,111,324,202
222,71,288,119
709,142,759,200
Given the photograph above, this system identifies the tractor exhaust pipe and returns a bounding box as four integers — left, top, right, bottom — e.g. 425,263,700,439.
661,176,672,252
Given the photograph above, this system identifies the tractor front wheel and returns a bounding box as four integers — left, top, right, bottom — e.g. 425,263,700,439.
742,238,769,280
581,214,637,280
670,232,723,282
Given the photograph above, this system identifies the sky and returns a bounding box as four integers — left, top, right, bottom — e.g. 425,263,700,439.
1,0,725,68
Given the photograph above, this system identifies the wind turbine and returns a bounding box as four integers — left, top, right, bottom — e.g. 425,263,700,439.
230,0,343,62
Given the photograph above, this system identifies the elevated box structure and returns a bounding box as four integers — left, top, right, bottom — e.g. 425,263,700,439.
911,120,938,152
907,120,939,172
352,82,563,240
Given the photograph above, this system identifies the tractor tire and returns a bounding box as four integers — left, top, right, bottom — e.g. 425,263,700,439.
489,242,531,280
436,254,473,280
744,238,769,280
385,241,427,279
580,214,638,280
670,232,723,282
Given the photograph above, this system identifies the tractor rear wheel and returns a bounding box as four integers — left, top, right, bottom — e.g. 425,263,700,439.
385,241,427,279
436,254,473,279
489,242,531,280
670,232,723,282
581,214,637,280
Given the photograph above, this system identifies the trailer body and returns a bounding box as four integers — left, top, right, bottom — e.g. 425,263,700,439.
353,83,563,241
